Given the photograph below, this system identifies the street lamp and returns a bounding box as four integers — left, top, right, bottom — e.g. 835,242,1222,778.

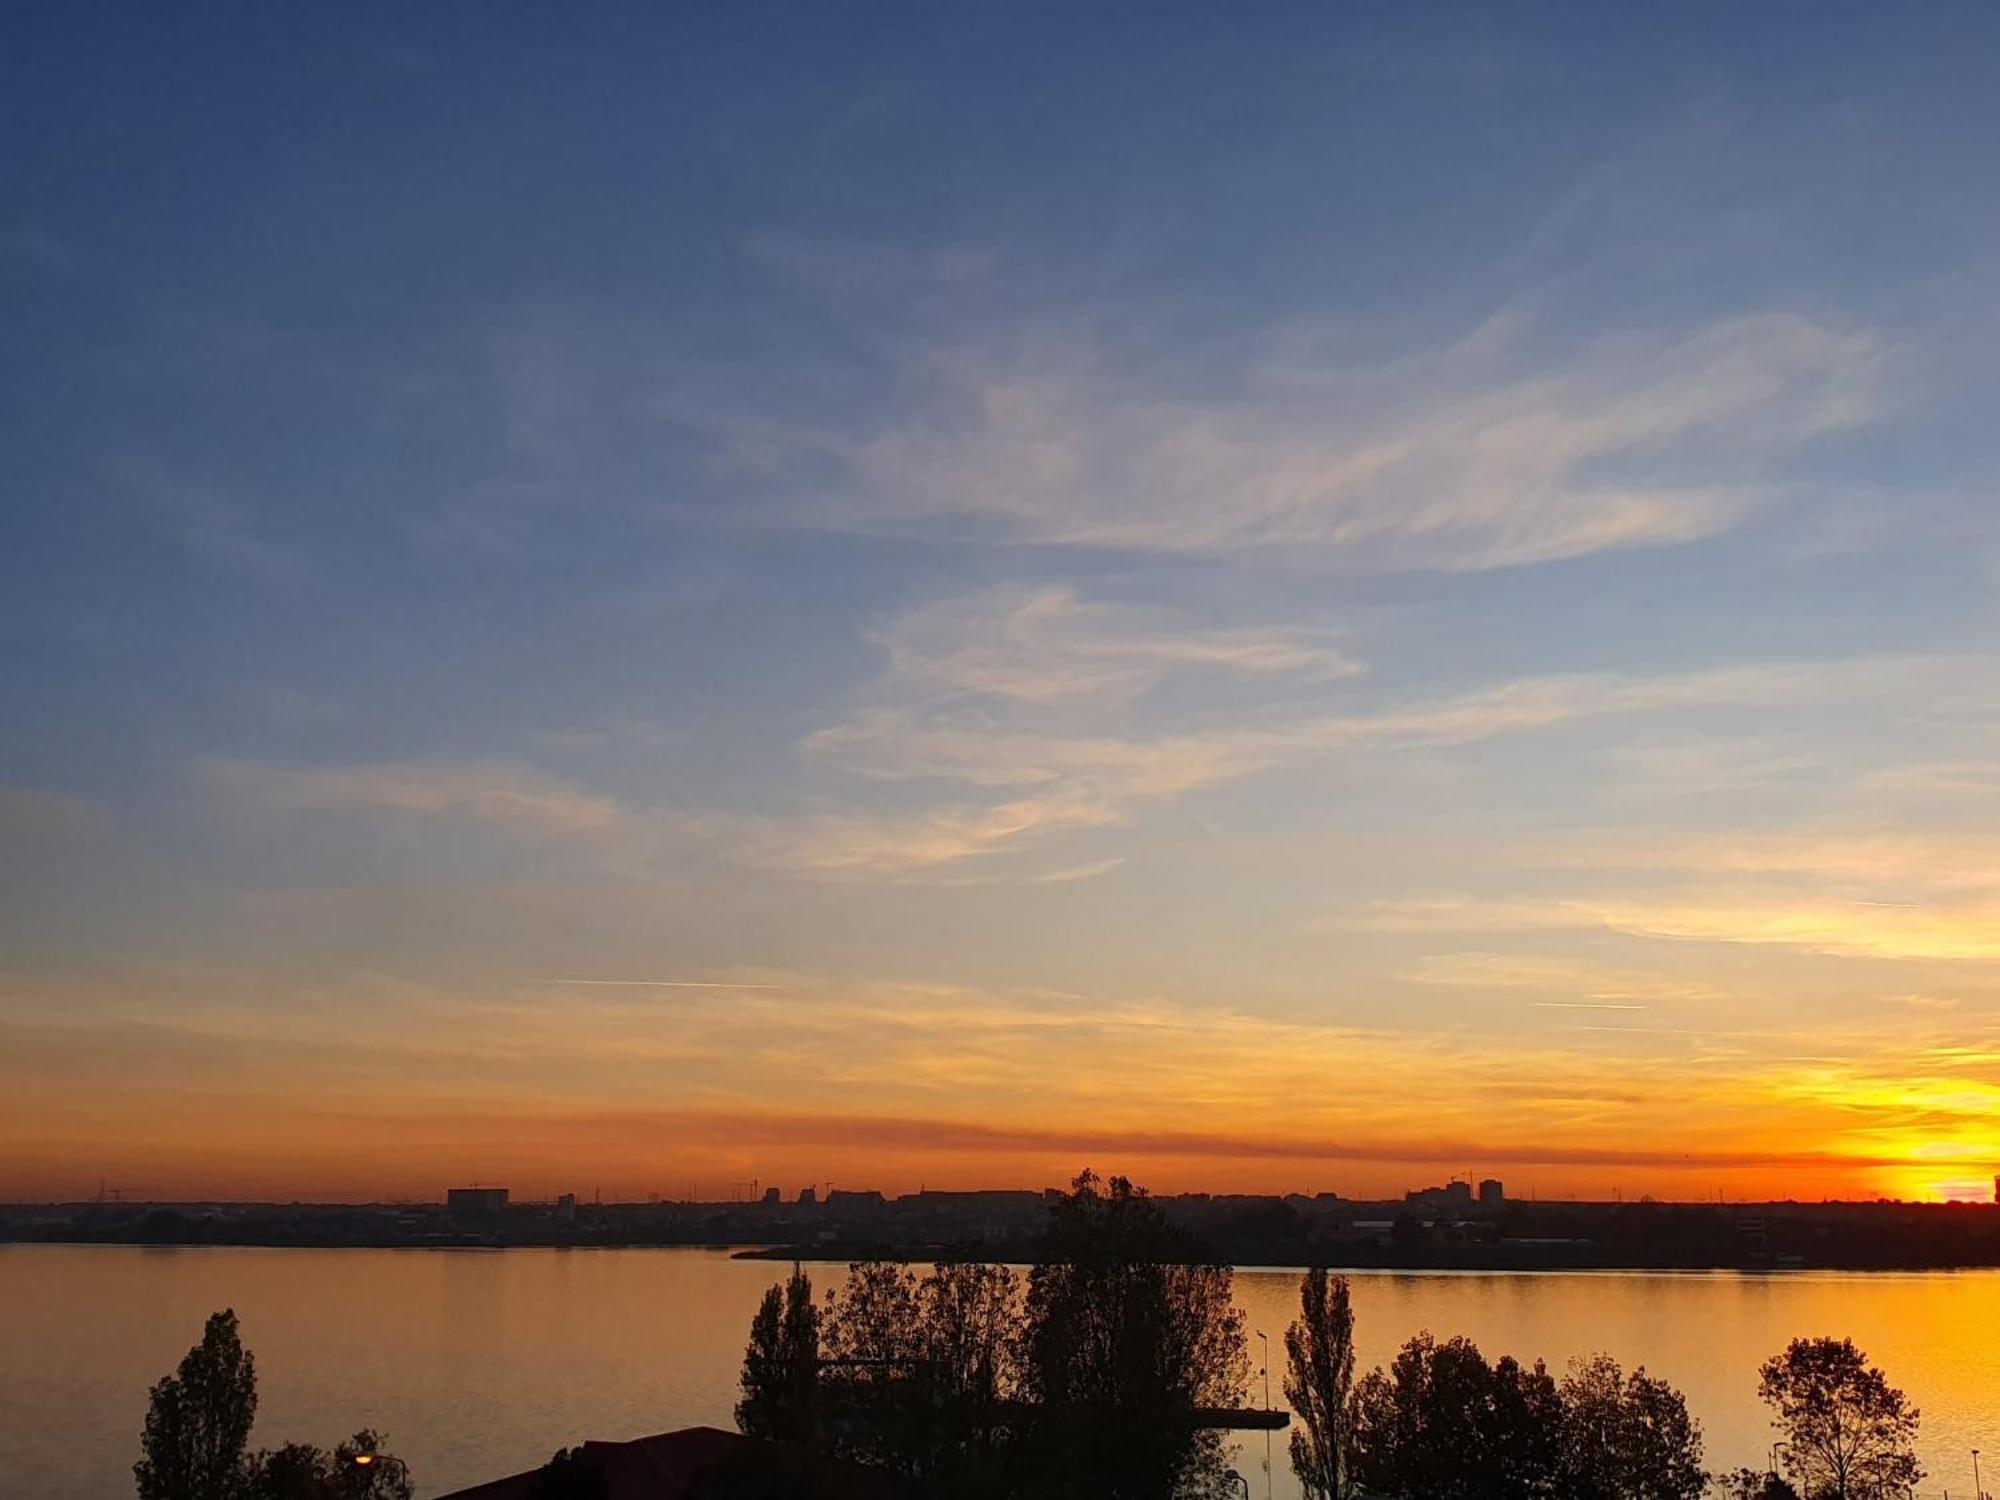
1973,1446,1984,1500
1255,1329,1272,1500
1770,1441,1788,1478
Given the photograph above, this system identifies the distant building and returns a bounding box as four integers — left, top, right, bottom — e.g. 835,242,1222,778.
1404,1180,1475,1212
555,1193,577,1222
761,1186,781,1207
448,1187,509,1216
797,1186,817,1207
1479,1179,1504,1208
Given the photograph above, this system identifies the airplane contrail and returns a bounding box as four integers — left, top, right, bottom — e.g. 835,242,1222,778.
548,978,783,989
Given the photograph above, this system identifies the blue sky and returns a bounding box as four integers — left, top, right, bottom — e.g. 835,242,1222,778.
6,6,2000,1200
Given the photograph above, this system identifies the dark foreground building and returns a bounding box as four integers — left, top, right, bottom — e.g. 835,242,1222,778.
435,1426,898,1500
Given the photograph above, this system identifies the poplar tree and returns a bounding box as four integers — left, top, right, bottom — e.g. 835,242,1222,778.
135,1308,258,1500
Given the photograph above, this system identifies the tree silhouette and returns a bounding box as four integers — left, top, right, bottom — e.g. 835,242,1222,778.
240,1431,412,1500
243,1444,331,1500
1347,1332,1564,1498
736,1269,820,1446
819,1255,1018,1488
1757,1337,1922,1500
135,1308,258,1500
1017,1170,1248,1500
919,1254,1017,1415
1556,1354,1706,1500
1716,1472,1803,1500
135,1312,413,1500
329,1432,412,1500
820,1260,924,1471
1284,1269,1355,1499
1347,1334,1708,1500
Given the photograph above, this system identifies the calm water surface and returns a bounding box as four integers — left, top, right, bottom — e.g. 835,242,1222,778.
4,1245,1997,1499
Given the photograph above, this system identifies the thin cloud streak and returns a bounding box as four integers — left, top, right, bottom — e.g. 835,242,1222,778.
783,652,1959,875
724,309,1881,570
204,758,621,839
547,979,784,990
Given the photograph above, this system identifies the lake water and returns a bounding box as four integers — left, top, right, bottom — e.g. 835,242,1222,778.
4,1244,1997,1499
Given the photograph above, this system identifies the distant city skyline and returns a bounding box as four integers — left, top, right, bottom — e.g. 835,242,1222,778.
6,7,2000,1204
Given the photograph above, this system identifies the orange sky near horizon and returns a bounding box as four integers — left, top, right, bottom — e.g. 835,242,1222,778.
11,11,2000,1219
5,967,1995,1206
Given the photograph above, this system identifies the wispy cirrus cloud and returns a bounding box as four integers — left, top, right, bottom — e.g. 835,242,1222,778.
723,308,1881,570
727,793,1123,877
1399,951,1733,1007
103,457,309,582
202,758,624,840
864,585,1354,706
781,642,1957,876
1335,885,2000,964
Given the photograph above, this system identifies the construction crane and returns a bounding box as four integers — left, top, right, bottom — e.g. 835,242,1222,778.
729,1179,761,1203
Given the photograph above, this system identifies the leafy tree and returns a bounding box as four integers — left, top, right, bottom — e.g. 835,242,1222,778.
736,1269,820,1446
528,1446,609,1500
1486,1353,1564,1496
243,1444,333,1500
919,1254,1017,1416
135,1308,258,1500
820,1260,925,1470
916,1256,1019,1491
330,1433,412,1500
1346,1332,1563,1498
241,1431,412,1500
1284,1269,1356,1500
1017,1171,1249,1500
820,1255,1021,1488
1555,1354,1705,1500
1716,1471,1802,1500
1757,1338,1922,1500
823,1260,923,1372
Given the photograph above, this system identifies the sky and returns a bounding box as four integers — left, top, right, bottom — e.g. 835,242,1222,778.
5,5,2000,1205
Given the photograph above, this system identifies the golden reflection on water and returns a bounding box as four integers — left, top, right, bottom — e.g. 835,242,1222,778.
4,1246,1996,1500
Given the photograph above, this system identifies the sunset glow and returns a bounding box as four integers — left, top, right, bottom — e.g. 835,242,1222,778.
5,9,2000,1209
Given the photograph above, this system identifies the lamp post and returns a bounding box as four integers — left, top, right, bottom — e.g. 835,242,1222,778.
1770,1441,1788,1479
1974,1446,1984,1500
1256,1328,1273,1500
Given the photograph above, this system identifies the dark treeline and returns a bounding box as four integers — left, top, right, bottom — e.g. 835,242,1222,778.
680,1171,1927,1500
23,1196,2000,1273
134,1171,1931,1500
131,1310,412,1500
